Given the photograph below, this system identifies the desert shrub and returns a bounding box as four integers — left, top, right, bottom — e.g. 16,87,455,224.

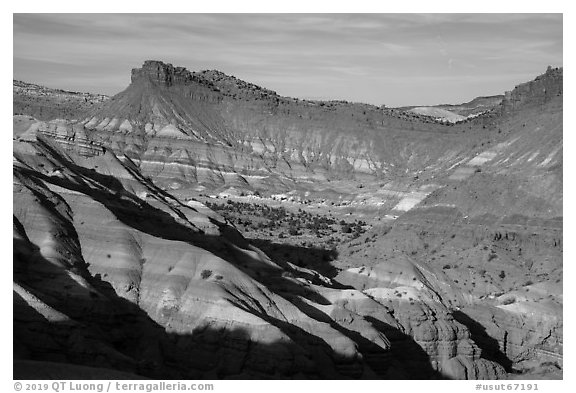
288,227,300,236
499,270,506,279
200,269,213,279
501,296,515,305
488,253,498,261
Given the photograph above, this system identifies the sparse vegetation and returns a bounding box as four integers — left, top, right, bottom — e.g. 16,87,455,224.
205,199,366,241
12,60,564,380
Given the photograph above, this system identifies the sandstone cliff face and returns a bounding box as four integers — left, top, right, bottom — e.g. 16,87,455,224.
501,67,562,114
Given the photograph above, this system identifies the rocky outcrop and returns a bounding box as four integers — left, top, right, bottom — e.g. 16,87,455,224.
501,67,562,114
131,60,213,88
460,304,562,372
334,261,507,379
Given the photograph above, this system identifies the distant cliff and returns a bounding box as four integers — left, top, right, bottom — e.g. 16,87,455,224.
501,66,563,114
13,63,563,193
13,80,108,120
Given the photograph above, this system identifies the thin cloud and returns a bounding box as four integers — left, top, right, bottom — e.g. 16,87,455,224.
13,13,562,106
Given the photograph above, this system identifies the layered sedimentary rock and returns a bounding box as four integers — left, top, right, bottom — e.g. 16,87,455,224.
75,60,501,193
13,112,510,380
501,67,562,114
13,126,394,379
335,68,562,377
13,63,562,380
334,254,506,379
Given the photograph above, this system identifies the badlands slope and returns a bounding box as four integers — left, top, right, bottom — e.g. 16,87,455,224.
335,67,563,378
13,118,505,379
13,62,562,379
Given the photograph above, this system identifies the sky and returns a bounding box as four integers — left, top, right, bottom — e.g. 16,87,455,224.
13,13,563,107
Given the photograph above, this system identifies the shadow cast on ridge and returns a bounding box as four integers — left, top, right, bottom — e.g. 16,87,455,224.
248,238,342,281
452,310,513,373
14,148,448,380
13,232,355,379
363,315,447,379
